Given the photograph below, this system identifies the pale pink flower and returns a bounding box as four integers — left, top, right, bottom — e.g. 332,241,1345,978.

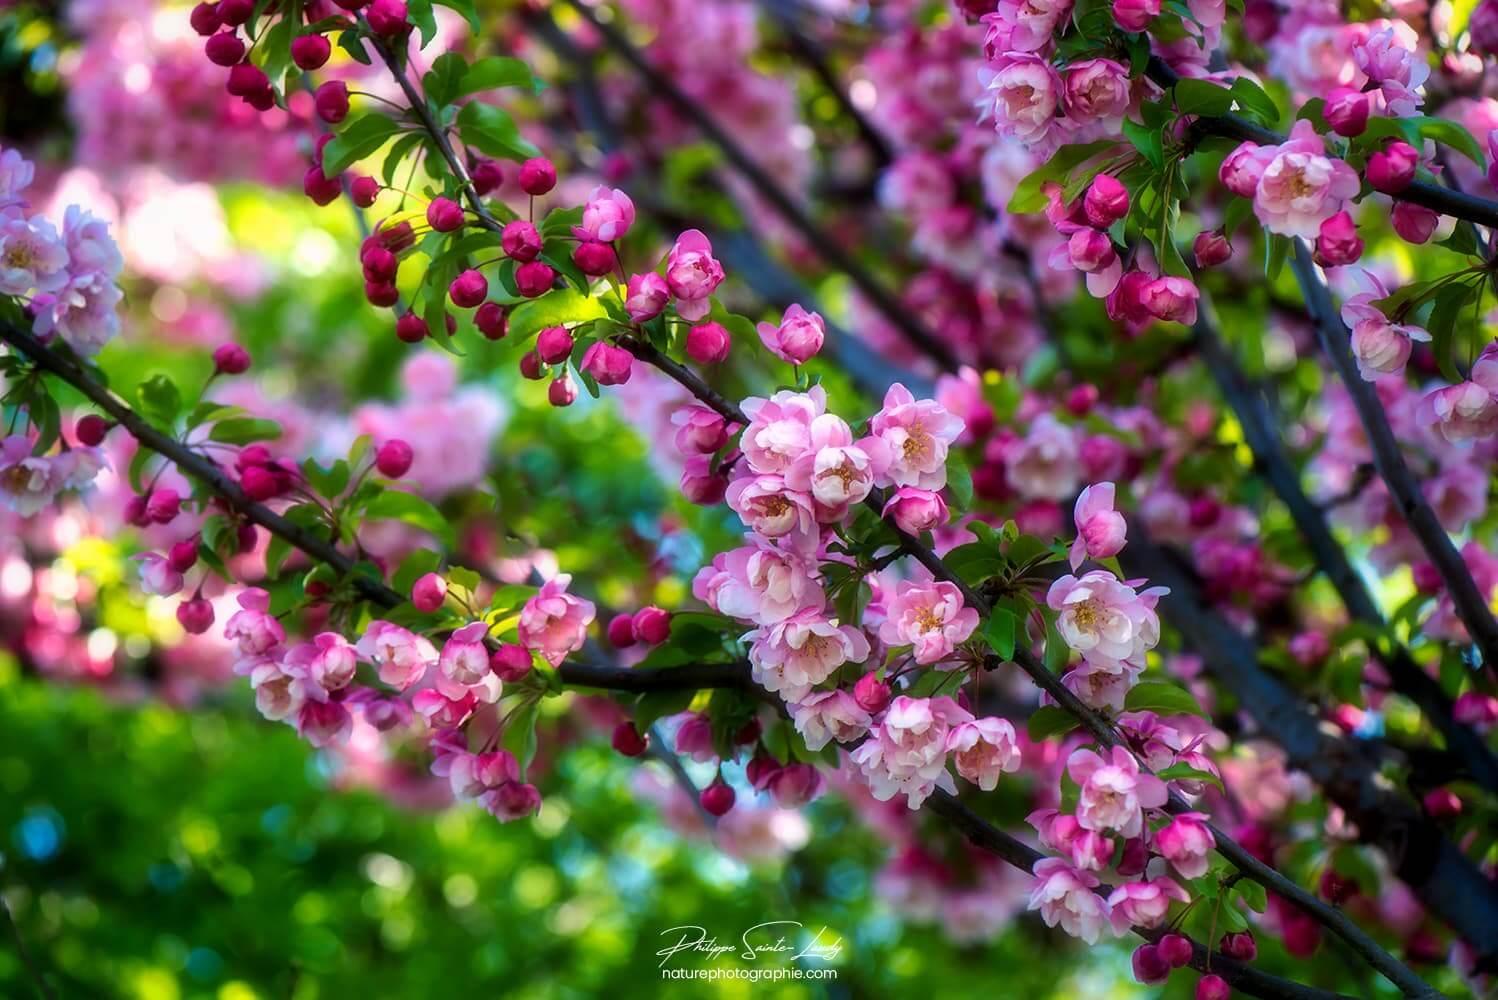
0,147,34,206
1004,415,1080,500
0,212,69,294
877,580,979,664
296,699,352,748
356,620,437,691
767,763,825,808
1418,381,1498,442
32,270,124,356
438,621,494,691
1251,121,1361,238
0,435,60,516
1046,570,1167,671
1028,857,1114,944
1155,811,1216,879
517,574,596,666
224,587,285,656
746,608,871,702
724,474,820,550
980,0,1072,54
574,185,635,242
1070,482,1127,569
712,536,824,626
757,303,825,364
134,552,185,598
1349,317,1429,380
412,689,477,729
851,695,971,808
1107,877,1191,930
673,712,717,763
1061,660,1143,712
739,387,826,474
868,383,964,491
665,229,724,321
1066,745,1167,837
670,404,730,455
61,205,123,277
250,659,311,722
285,633,357,693
445,749,519,801
625,272,670,323
1027,808,1084,853
1070,830,1114,871
946,717,1022,790
784,414,881,517
1062,59,1132,126
788,688,872,750
986,57,1066,150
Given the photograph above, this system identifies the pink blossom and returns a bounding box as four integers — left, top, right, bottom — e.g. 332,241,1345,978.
1070,482,1127,569
784,414,881,516
1028,808,1085,854
1349,315,1429,380
740,387,826,474
1155,811,1216,879
665,229,724,321
250,659,311,722
134,552,185,598
724,474,820,550
284,633,357,693
882,487,949,534
673,712,717,762
712,535,825,626
517,574,596,666
1062,59,1131,126
0,435,61,516
296,699,352,748
1107,877,1190,930
1047,570,1166,671
788,688,872,751
1061,659,1143,712
579,341,633,386
1140,276,1199,325
0,212,69,295
670,404,730,456
1066,745,1167,836
479,781,541,821
986,56,1066,151
850,695,971,807
1454,691,1498,728
946,717,1021,790
1418,381,1498,442
1218,142,1275,197
446,749,519,801
439,620,495,692
412,689,477,729
1028,858,1114,944
1004,415,1081,500
877,580,979,664
625,272,670,323
1048,228,1122,297
868,383,964,490
980,0,1072,54
574,185,635,242
1070,830,1115,871
1251,121,1361,238
757,304,825,364
767,763,826,808
0,147,34,206
356,620,437,691
214,593,277,662
746,608,871,702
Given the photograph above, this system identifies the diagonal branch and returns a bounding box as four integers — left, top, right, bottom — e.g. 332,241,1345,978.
1193,306,1498,794
1287,239,1498,673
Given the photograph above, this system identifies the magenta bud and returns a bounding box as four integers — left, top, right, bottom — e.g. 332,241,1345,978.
291,33,332,71
632,606,671,645
189,3,222,35
412,572,446,612
213,343,251,375
448,269,488,309
612,721,649,757
517,157,557,195
1391,202,1439,244
395,314,428,344
75,414,109,446
366,0,411,36
547,373,578,407
1324,88,1369,137
365,281,399,308
426,197,465,233
1196,974,1230,1000
1132,944,1170,985
1083,174,1130,228
147,489,182,525
1158,933,1193,968
573,240,617,277
491,643,533,681
1424,787,1462,817
240,465,278,502
535,325,574,364
314,80,349,124
475,302,507,340
304,165,342,206
519,351,545,380
1193,229,1232,268
607,613,636,647
501,221,542,262
1314,210,1363,267
685,322,731,365
350,176,381,208
1368,141,1418,194
700,780,736,816
167,538,200,574
514,260,556,298
471,159,503,196
1220,930,1257,961
853,672,891,714
226,62,269,98
217,0,255,25
362,246,398,283
176,597,215,635
205,31,247,67
375,439,414,478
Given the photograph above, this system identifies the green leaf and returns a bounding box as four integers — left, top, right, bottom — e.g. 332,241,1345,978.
1007,140,1121,214
1236,877,1267,913
136,374,181,427
1124,680,1208,718
942,541,1003,585
1027,705,1081,742
1122,118,1164,168
435,0,481,32
456,102,540,163
323,112,402,176
1155,762,1224,791
208,417,282,446
422,52,468,107
456,56,540,99
1427,280,1478,384
406,0,439,45
501,697,540,776
944,453,973,510
506,287,607,343
633,689,697,731
362,490,455,548
1414,116,1486,166
1174,78,1235,117
981,609,1018,661
1228,77,1280,126
301,458,350,499
1043,615,1070,673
